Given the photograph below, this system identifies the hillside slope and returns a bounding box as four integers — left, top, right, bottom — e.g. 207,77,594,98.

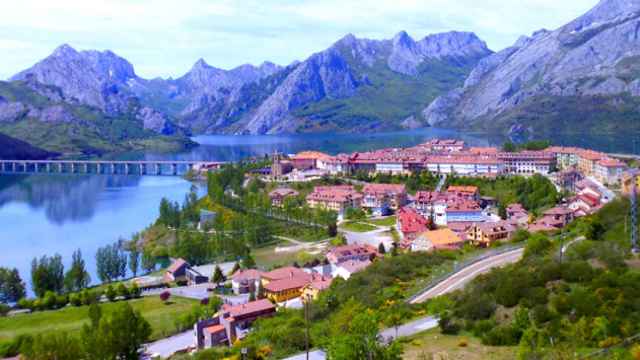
423,0,640,136
0,80,194,156
0,132,54,160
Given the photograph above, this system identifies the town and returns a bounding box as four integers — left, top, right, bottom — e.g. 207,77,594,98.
152,139,640,356
2,138,639,360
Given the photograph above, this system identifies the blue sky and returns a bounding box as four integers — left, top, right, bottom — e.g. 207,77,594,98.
0,0,599,80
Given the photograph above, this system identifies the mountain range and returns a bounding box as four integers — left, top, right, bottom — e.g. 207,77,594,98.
1,0,639,157
424,0,640,136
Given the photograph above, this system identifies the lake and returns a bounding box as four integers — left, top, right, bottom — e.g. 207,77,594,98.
1,128,638,294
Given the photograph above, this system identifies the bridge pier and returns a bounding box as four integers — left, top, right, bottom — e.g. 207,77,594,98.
83,163,88,173
110,164,116,174
155,164,161,175
139,164,145,175
46,163,51,173
171,164,177,176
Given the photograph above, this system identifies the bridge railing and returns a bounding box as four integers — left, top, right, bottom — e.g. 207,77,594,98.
406,243,525,304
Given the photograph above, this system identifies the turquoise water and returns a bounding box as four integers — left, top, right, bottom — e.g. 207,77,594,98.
0,128,638,293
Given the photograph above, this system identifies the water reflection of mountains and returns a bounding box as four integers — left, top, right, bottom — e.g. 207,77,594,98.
0,175,142,224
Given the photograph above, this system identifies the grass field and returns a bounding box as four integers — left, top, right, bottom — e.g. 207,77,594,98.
368,216,397,227
252,242,325,269
401,329,516,360
340,221,378,232
0,296,198,342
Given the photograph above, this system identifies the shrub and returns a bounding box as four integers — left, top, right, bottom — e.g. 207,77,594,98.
105,285,117,302
0,335,31,358
17,298,34,310
81,290,100,306
439,312,461,335
471,319,496,338
117,283,130,300
160,290,171,303
42,291,57,310
482,325,521,346
0,304,10,317
55,294,69,309
69,293,82,307
130,283,142,298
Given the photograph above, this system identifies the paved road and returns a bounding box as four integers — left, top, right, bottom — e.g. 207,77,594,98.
410,247,524,304
142,330,193,359
283,350,327,360
284,315,440,360
144,283,249,304
379,316,439,343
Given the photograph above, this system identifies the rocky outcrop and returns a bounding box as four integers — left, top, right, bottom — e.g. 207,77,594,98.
236,31,491,134
424,0,640,131
388,31,491,75
11,44,137,114
136,107,175,135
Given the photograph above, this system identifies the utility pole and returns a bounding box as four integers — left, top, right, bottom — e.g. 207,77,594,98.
304,294,311,360
632,174,638,254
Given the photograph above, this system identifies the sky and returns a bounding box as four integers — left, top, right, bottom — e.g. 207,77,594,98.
0,0,600,80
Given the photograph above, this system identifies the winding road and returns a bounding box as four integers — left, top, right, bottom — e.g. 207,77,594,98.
409,247,525,304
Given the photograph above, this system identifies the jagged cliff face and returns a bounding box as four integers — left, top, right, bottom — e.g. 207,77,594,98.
424,0,640,134
10,45,177,135
8,30,491,136
235,31,491,134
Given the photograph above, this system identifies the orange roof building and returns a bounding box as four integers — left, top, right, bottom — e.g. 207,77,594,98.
412,229,465,252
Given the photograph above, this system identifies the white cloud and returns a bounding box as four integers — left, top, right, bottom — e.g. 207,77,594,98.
0,0,599,79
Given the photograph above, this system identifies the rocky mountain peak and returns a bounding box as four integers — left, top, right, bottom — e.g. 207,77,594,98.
52,44,79,58
192,58,211,70
563,0,640,34
392,31,415,47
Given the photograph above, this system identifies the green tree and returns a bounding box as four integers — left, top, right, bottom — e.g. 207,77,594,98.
20,332,81,360
128,247,140,278
96,243,127,283
130,282,142,298
328,311,401,360
212,265,225,285
230,262,241,275
30,254,64,297
116,283,130,300
141,250,156,273
0,267,26,303
105,285,116,302
378,242,386,255
498,203,507,220
88,302,102,328
242,254,256,269
81,302,152,360
64,249,90,293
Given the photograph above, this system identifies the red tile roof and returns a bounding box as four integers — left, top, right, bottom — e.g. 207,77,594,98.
362,183,406,195
397,207,429,234
166,258,188,274
204,324,226,334
597,158,626,168
447,185,479,195
306,186,363,203
326,244,378,261
292,151,331,160
231,269,264,282
262,266,311,282
222,299,276,317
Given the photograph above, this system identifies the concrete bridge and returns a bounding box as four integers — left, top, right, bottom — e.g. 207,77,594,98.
0,160,227,176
